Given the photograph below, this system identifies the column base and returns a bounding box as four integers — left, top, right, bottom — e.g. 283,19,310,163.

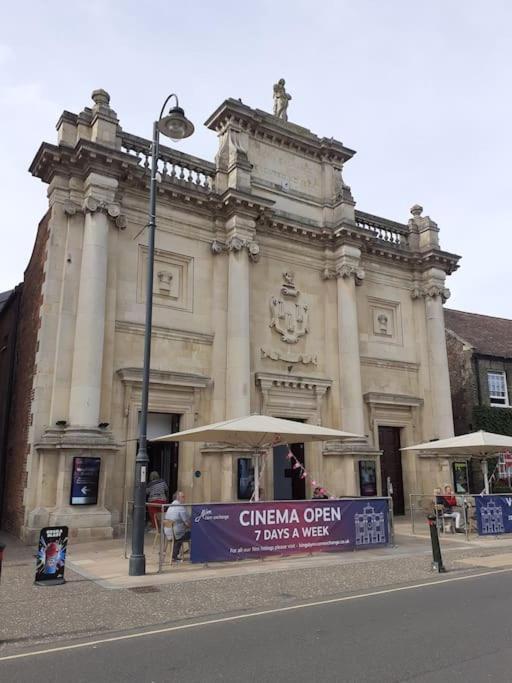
23,505,113,544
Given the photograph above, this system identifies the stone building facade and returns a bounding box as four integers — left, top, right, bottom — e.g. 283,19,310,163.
1,89,460,542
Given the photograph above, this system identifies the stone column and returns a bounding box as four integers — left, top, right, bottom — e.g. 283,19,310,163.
225,227,259,418
421,270,454,439
226,242,250,418
69,175,119,426
335,244,366,436
220,219,259,501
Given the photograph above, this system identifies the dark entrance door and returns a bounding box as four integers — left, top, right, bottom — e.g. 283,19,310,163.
146,413,180,497
273,442,306,500
378,426,404,515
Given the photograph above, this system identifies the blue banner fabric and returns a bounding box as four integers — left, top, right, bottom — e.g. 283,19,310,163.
475,495,512,535
190,499,389,564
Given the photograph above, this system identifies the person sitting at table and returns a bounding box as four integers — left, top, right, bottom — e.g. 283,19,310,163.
437,484,463,532
164,490,191,561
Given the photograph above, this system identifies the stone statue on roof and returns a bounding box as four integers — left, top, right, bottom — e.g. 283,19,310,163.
273,79,292,121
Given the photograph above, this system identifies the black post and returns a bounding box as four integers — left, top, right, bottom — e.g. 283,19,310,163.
427,514,446,573
0,542,5,583
128,121,160,576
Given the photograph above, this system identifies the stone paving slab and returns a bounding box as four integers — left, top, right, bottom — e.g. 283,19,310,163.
456,552,512,568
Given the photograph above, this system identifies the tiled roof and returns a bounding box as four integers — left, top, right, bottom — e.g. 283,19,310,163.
0,290,13,315
445,308,512,358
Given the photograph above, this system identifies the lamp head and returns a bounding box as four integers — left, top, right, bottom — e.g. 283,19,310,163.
158,104,194,142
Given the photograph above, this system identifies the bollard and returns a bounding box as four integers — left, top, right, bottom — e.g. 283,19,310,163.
427,514,446,573
0,542,5,583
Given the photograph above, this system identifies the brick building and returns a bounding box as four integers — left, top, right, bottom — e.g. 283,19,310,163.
445,308,512,492
0,215,50,533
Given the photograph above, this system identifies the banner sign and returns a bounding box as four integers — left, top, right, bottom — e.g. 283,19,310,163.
35,526,68,585
70,456,100,505
190,499,389,564
475,495,512,535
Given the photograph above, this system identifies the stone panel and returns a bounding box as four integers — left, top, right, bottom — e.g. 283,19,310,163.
137,246,194,312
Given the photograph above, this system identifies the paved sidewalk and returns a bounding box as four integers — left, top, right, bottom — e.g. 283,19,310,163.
2,524,512,659
64,518,512,589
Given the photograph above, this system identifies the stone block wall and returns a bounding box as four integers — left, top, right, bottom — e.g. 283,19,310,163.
1,212,49,535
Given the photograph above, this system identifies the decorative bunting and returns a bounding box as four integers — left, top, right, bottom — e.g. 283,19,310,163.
286,448,334,499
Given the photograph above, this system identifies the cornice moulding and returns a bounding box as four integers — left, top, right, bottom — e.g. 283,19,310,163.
205,99,356,165
115,320,214,346
360,357,420,372
363,391,424,407
117,367,211,389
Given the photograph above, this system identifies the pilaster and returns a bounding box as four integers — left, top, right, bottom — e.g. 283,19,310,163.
335,244,366,436
411,268,454,439
68,173,120,427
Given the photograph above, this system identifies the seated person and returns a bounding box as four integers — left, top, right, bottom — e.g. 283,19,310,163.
436,484,463,532
312,486,328,499
164,491,191,561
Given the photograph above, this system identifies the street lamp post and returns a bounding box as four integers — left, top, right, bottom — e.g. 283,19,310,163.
129,94,194,576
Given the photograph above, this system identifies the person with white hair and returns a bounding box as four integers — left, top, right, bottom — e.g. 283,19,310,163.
164,490,191,560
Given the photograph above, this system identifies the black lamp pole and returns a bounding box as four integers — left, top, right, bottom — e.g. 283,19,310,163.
129,95,194,576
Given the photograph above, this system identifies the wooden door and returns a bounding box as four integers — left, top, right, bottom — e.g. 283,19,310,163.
378,426,404,515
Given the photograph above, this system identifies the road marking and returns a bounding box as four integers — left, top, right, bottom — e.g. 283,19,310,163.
1,566,511,663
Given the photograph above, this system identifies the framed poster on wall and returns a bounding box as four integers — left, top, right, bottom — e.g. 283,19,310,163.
452,461,469,494
359,460,377,497
70,457,100,505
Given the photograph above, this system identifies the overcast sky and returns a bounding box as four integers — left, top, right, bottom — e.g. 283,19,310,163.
1,1,510,317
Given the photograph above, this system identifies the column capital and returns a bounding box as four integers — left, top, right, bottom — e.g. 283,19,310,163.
411,284,450,303
211,236,260,262
411,269,450,302
63,198,126,230
334,244,364,284
336,263,365,285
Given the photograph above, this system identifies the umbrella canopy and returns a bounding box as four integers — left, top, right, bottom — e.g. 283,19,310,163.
401,430,512,457
402,430,512,493
152,414,361,449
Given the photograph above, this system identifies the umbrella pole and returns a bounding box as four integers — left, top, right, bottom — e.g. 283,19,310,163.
482,459,490,494
253,453,260,502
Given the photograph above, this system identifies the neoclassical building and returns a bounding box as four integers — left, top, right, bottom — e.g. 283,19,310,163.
0,87,460,542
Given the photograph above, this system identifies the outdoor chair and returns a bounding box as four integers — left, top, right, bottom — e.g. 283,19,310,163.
442,514,456,534
161,519,190,564
152,513,163,553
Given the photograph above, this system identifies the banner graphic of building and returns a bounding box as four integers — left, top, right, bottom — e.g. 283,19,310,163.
355,504,386,545
479,499,505,534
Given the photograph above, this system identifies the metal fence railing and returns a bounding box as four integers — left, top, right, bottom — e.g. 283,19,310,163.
409,493,509,541
122,496,395,573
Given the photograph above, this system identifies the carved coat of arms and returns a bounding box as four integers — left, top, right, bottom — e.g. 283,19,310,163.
269,272,309,344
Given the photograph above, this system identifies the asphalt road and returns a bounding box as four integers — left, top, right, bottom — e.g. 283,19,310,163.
2,569,512,682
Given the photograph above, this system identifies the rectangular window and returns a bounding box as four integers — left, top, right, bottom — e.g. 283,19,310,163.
237,458,254,500
488,371,509,406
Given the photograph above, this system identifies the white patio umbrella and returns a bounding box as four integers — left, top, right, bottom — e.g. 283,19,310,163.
402,430,512,493
152,414,362,501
